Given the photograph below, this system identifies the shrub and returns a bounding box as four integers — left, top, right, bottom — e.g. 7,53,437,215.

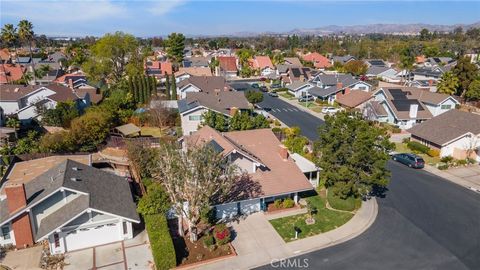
213,224,231,245
391,127,401,134
202,233,215,248
456,159,468,166
144,215,176,269
272,87,288,93
273,199,283,209
407,141,430,154
282,198,295,208
427,149,440,157
200,206,218,226
272,127,283,133
274,119,281,127
440,156,454,164
438,164,449,170
402,137,411,144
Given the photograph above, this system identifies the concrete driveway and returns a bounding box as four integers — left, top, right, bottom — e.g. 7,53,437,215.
1,245,43,270
445,165,480,188
64,230,154,270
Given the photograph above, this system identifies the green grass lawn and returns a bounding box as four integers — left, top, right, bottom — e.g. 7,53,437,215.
269,192,354,242
394,142,441,165
280,92,295,100
140,126,164,138
327,190,362,212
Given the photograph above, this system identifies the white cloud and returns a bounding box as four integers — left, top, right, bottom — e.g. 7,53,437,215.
149,0,186,15
2,0,128,23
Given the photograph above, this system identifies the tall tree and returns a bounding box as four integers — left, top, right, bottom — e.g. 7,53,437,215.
452,56,479,98
18,20,36,84
149,76,157,96
465,79,480,101
166,32,185,65
164,72,171,99
314,112,393,198
153,142,239,242
437,71,460,95
343,60,368,76
1,24,17,84
170,74,177,100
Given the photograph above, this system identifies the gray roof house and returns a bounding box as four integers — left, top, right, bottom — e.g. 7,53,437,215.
309,73,372,101
0,159,139,254
331,55,356,65
177,76,231,99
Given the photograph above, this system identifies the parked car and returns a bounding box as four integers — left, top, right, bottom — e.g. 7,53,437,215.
321,107,340,114
270,83,281,89
392,153,425,169
260,86,268,92
268,92,279,97
298,95,314,102
251,83,260,88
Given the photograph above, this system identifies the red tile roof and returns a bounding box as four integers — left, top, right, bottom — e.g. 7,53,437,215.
218,56,237,72
250,56,274,70
0,49,11,62
302,53,331,69
0,64,25,84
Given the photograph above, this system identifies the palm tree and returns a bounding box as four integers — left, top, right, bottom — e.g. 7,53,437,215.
1,24,18,84
18,20,36,84
437,72,459,96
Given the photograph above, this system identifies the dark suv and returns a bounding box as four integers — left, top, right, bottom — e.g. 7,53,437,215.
392,153,425,169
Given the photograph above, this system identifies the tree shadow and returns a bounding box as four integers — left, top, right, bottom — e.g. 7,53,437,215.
370,185,389,198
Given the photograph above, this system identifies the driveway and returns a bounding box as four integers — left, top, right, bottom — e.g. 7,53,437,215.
444,165,480,189
64,230,154,270
1,245,43,270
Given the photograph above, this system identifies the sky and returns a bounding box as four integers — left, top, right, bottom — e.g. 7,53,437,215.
1,0,479,37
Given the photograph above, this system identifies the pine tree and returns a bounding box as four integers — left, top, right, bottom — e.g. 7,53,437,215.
149,76,157,96
165,72,171,99
132,76,139,103
140,75,147,104
171,74,177,100
128,77,135,98
144,76,151,103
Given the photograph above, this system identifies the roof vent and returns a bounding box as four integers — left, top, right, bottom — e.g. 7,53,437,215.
14,87,19,92
72,167,79,171
70,177,80,182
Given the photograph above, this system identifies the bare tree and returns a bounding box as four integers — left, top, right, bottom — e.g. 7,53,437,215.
148,96,177,128
153,142,239,242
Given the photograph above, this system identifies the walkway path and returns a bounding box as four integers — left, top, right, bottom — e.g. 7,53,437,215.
198,198,378,270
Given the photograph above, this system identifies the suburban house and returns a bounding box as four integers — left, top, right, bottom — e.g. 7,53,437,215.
290,153,321,187
364,59,388,67
411,66,450,82
178,90,250,135
283,57,303,66
407,110,480,161
308,73,372,104
365,66,400,83
335,90,373,110
0,64,25,84
422,57,456,68
287,81,314,98
184,126,314,219
176,76,231,99
0,84,86,122
144,60,173,80
182,56,210,68
363,87,459,129
249,56,275,76
217,56,238,78
331,55,356,65
0,157,139,254
282,67,314,85
302,53,331,69
174,67,212,83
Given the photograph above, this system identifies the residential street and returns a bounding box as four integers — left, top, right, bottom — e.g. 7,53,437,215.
257,93,325,141
256,100,480,270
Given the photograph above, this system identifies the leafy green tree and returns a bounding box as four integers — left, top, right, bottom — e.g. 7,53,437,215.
164,72,171,99
170,74,177,100
245,90,263,105
240,66,254,78
5,117,20,129
18,20,36,83
202,110,229,132
343,60,368,76
236,48,254,66
38,101,80,128
466,79,480,101
39,131,74,153
420,28,431,41
166,32,185,64
1,24,18,66
437,72,460,95
453,56,479,98
137,183,171,216
314,112,393,198
83,32,139,84
149,76,157,97
69,110,111,152
13,131,40,155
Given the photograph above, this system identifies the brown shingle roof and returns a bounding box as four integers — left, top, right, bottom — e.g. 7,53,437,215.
407,110,480,146
184,90,250,115
178,76,231,93
0,84,78,102
43,84,79,102
218,56,237,72
175,67,212,77
187,127,313,200
336,91,372,108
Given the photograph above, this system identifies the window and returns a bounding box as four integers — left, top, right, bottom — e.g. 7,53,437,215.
441,104,451,110
123,222,128,235
1,227,10,240
53,233,60,248
358,86,367,90
188,115,202,121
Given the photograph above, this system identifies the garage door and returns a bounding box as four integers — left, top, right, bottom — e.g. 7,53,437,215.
64,223,121,251
215,202,238,219
240,199,260,215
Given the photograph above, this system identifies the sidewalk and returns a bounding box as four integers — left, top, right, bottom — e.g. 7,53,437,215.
424,164,480,192
198,198,378,270
278,96,325,120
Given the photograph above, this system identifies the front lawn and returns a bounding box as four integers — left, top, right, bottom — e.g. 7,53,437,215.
269,191,354,242
327,190,362,212
280,92,295,100
394,142,441,165
140,126,164,138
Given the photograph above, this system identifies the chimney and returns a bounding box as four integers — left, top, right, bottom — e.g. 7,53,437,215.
68,78,74,89
428,79,433,86
230,107,238,116
409,104,418,118
278,145,289,160
5,184,34,248
336,81,343,90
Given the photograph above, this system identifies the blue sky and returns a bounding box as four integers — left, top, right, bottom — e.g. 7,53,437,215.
1,1,479,37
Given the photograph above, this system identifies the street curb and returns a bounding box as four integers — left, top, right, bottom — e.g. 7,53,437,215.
278,96,325,120
423,165,480,193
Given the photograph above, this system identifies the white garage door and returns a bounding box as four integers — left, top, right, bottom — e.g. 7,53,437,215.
240,199,260,215
215,202,238,219
64,223,121,251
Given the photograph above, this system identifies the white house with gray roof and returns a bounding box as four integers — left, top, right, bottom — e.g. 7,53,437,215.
0,160,139,254
309,73,372,104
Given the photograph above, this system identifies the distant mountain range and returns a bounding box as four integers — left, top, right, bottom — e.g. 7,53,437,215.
231,21,480,37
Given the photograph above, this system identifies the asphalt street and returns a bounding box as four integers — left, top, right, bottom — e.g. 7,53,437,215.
257,93,324,141
254,96,480,270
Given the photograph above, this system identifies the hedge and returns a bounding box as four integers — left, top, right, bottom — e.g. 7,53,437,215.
407,141,430,154
144,214,176,269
